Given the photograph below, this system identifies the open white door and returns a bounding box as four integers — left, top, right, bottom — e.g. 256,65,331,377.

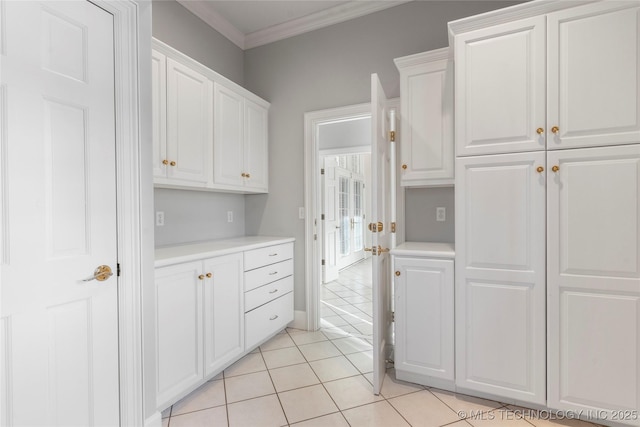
370,74,394,395
1,2,120,424
322,156,340,283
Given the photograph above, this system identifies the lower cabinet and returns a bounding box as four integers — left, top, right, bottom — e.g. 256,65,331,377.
393,255,455,389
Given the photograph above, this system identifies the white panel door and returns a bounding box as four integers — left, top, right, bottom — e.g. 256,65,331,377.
455,152,546,404
166,58,212,186
400,58,454,185
155,262,203,409
244,98,269,192
203,253,244,376
455,16,546,156
323,156,340,283
547,2,640,150
214,83,244,188
394,257,454,381
1,2,119,424
152,49,167,179
547,145,640,422
371,74,393,395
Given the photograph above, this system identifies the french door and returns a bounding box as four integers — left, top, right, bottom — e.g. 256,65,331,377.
337,162,366,270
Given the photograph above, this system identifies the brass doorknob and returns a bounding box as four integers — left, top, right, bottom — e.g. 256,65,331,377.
170,161,176,166
198,274,205,280
162,159,169,165
206,273,212,278
536,128,544,134
536,166,544,173
551,126,559,134
241,173,246,177
402,164,407,170
378,246,390,253
552,165,560,172
246,173,251,178
81,265,113,282
395,271,401,276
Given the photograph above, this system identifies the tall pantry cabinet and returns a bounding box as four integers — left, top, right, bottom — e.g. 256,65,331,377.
451,0,640,420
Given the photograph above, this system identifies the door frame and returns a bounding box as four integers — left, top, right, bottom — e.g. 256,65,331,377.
82,1,150,425
304,103,371,331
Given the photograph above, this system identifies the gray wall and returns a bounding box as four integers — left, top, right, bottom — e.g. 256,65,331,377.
152,0,247,247
243,1,521,311
405,187,455,243
319,117,371,151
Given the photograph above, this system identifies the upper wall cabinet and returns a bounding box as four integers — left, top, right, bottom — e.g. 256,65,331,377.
152,39,270,194
453,1,640,156
395,48,454,187
214,83,269,193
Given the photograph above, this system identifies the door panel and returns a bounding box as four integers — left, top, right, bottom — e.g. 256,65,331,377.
1,1,119,424
152,50,167,178
245,99,268,192
214,83,244,188
323,157,340,283
455,152,546,404
455,16,546,156
547,3,640,150
548,145,640,419
371,74,393,395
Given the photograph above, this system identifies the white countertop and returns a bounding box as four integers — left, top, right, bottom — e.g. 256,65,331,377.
155,236,295,267
390,242,455,259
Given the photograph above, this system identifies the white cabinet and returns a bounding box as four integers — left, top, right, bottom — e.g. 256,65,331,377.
155,253,243,409
454,2,640,157
154,261,203,408
547,145,640,424
455,152,547,404
393,250,454,389
395,48,454,186
152,51,213,187
152,39,270,194
243,243,294,349
213,84,269,193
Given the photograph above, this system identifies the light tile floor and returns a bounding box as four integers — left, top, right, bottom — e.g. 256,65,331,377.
161,259,603,427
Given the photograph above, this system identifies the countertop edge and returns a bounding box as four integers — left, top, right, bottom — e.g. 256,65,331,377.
155,237,295,268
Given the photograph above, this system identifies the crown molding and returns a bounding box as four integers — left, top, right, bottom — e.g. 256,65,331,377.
176,0,246,49
394,47,451,70
244,1,412,49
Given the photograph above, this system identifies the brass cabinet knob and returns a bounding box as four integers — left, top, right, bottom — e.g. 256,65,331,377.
198,274,205,280
552,165,560,172
170,161,176,166
246,173,250,178
162,159,169,165
241,172,246,177
536,166,544,173
395,271,401,276
536,128,544,135
551,126,559,134
402,164,407,170
206,273,212,278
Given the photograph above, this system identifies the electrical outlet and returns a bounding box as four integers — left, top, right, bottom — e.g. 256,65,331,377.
227,211,233,223
436,207,446,222
298,207,305,219
155,211,165,227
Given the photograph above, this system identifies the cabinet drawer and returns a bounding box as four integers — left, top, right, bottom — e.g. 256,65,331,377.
245,292,293,349
244,259,293,292
245,276,294,312
244,243,293,271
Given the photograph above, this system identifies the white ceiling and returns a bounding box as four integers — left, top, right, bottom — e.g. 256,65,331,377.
176,0,412,50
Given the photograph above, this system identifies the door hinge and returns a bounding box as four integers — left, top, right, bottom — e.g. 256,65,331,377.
322,259,325,266
391,311,395,322
391,222,396,233
314,234,317,241
321,214,325,220
117,263,121,277
321,168,325,175
389,130,396,142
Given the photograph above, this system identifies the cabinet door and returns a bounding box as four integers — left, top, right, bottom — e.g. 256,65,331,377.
454,16,546,156
547,2,640,150
213,83,244,188
166,58,212,186
244,98,269,193
394,257,454,381
203,253,244,376
152,49,167,179
155,262,203,408
400,59,454,186
455,152,546,404
547,145,640,421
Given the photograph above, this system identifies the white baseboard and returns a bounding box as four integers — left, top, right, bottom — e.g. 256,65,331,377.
145,411,162,427
288,310,308,331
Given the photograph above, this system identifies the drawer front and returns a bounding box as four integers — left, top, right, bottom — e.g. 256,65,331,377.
245,276,294,312
244,243,293,271
245,292,293,350
244,259,293,292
